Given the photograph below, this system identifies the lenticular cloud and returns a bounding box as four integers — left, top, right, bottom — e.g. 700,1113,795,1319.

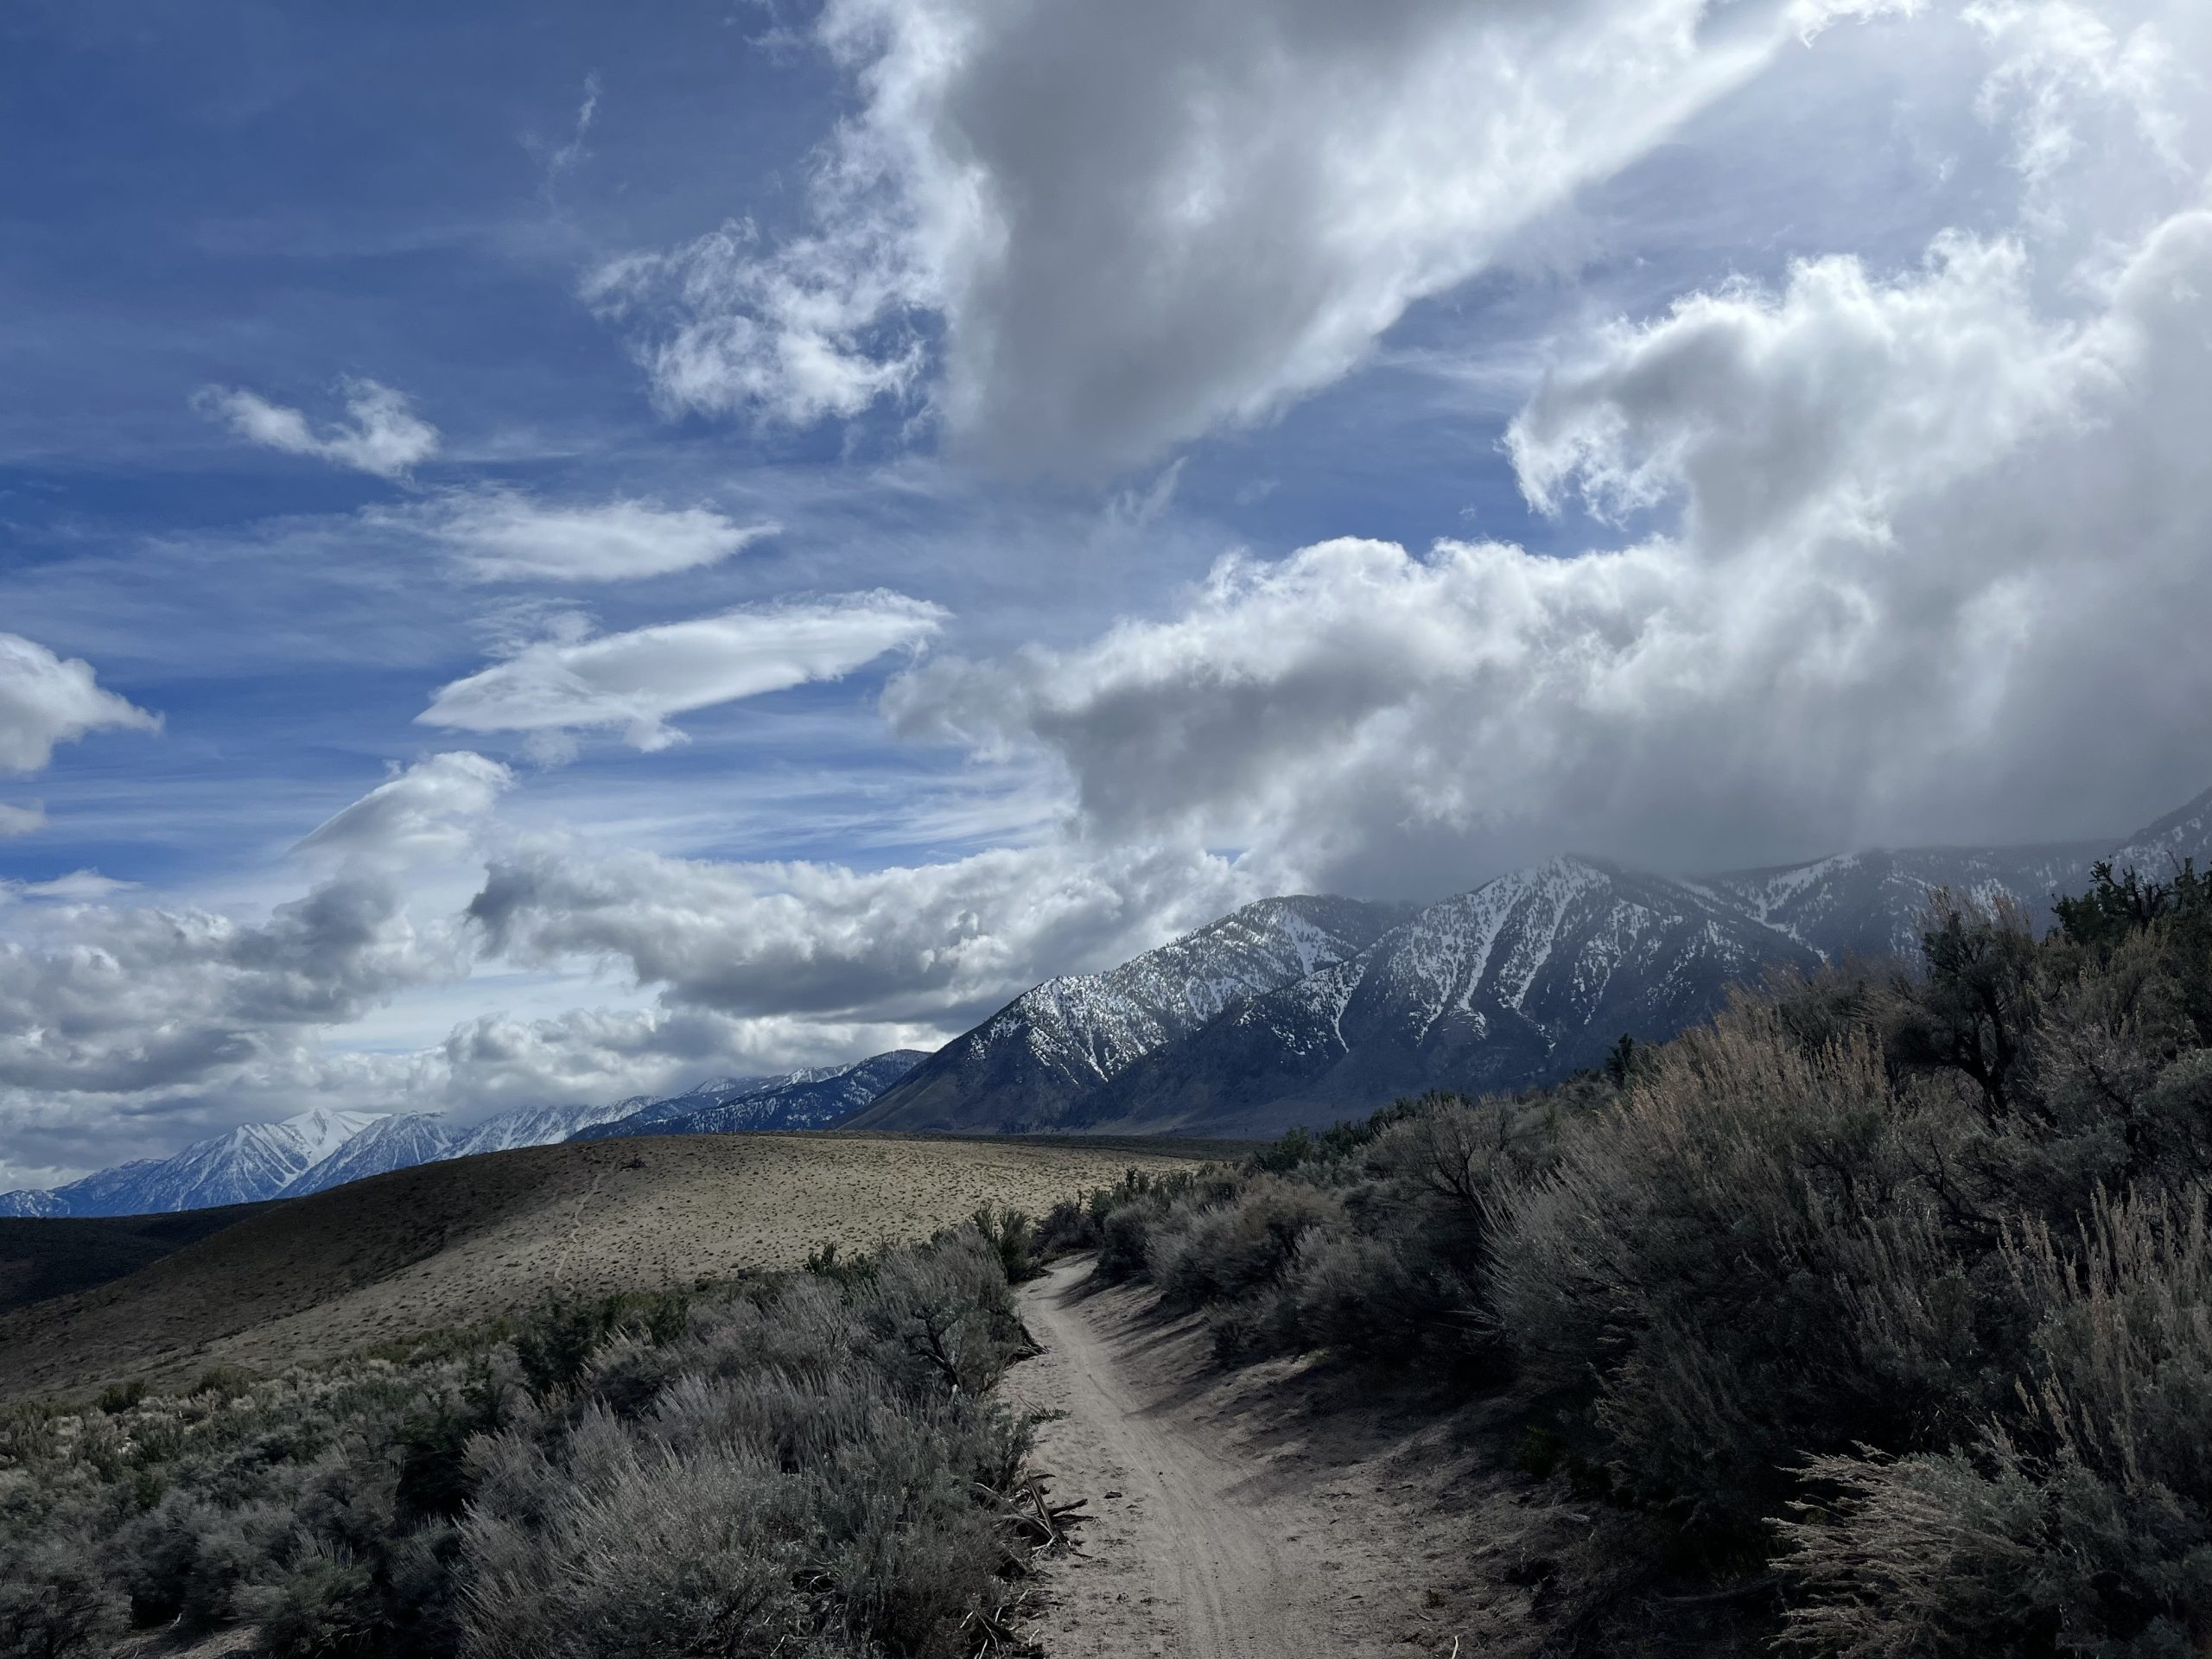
419,594,946,751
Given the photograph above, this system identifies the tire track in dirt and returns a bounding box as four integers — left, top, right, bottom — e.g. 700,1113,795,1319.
1012,1258,1453,1658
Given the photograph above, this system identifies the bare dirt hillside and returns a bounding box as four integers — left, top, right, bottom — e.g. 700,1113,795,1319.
0,1134,1214,1402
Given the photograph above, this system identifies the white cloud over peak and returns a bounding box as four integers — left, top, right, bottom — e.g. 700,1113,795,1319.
417,594,946,752
429,1002,940,1116
467,832,1250,1024
593,0,1913,474
0,633,160,777
200,378,440,478
377,488,776,582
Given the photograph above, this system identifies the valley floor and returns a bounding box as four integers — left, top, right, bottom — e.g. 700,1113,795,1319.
1007,1260,1490,1659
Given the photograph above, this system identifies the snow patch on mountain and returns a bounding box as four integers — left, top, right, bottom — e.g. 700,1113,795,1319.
282,1114,454,1198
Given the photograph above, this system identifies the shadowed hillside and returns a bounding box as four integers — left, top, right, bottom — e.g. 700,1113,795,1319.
0,1131,1221,1402
0,1202,273,1313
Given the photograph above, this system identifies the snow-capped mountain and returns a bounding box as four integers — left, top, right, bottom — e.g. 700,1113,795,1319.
1701,843,2111,963
2113,783,2212,873
849,896,1408,1133
0,1109,386,1218
1069,859,1823,1135
281,1113,454,1198
1701,784,2212,963
575,1052,927,1140
446,1097,656,1158
0,1055,928,1217
891,786,2212,1139
9,789,2206,1212
576,1074,772,1136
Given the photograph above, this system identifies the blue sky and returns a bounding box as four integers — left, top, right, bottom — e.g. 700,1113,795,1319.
3,0,2210,1183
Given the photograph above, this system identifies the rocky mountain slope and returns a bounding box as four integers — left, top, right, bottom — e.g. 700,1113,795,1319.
1071,858,1823,1135
0,1109,384,1219
849,896,1408,1133
925,785,2212,1139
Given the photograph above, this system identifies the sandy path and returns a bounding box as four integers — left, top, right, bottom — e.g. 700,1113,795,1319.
1011,1259,1452,1659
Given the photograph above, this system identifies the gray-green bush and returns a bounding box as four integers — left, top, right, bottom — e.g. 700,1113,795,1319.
0,1223,1048,1659
1058,863,2212,1651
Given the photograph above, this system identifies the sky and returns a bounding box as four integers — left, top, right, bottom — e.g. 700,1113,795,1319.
3,0,2210,1185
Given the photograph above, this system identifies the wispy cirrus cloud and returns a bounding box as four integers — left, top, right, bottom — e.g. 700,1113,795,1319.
3,870,140,903
372,487,777,583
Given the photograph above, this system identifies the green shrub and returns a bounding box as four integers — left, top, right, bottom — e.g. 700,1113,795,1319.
92,1379,146,1415
463,1444,818,1659
1033,1195,1096,1257
0,1233,1045,1659
1277,1231,1431,1363
969,1204,1039,1283
1094,1203,1154,1282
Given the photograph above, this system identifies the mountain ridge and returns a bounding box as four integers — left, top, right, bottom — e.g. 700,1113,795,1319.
10,785,2209,1210
849,895,1409,1133
0,1055,929,1219
874,785,2212,1140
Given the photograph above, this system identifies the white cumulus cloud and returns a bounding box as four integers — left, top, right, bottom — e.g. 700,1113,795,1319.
0,633,161,778
590,0,1912,474
890,190,2212,887
200,378,440,478
0,804,44,839
467,833,1250,1024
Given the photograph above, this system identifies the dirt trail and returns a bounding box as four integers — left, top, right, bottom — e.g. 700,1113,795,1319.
1010,1259,1468,1658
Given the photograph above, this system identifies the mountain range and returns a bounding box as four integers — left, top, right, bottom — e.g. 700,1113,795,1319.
0,1054,925,1219
855,784,2212,1136
9,784,2209,1215
849,897,1404,1135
